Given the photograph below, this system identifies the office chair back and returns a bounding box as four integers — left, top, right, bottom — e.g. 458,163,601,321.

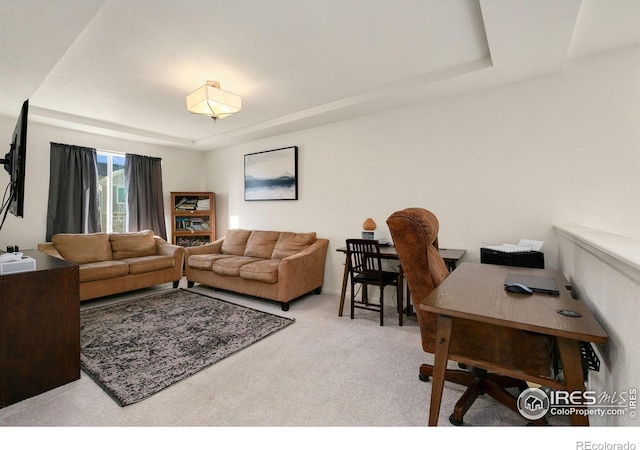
387,208,448,299
386,208,449,351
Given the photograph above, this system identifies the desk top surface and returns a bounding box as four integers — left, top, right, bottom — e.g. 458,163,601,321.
336,246,466,261
2,249,77,273
420,262,608,344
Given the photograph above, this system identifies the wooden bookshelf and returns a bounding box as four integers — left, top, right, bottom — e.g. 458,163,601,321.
170,192,215,247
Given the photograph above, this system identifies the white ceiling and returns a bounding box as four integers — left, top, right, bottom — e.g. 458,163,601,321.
1,0,639,151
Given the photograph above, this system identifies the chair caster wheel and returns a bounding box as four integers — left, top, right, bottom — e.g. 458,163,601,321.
449,414,463,426
418,374,430,382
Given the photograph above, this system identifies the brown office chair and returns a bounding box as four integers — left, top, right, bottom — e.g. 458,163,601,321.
386,208,549,425
345,239,403,326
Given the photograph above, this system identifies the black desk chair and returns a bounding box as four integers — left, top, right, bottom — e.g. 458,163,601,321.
345,239,402,326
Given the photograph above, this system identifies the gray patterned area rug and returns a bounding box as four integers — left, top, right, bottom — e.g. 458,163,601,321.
80,288,294,406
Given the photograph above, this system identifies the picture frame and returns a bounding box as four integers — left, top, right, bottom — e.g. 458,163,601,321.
244,146,298,201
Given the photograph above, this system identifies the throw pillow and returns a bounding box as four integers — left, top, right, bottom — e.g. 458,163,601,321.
52,233,112,264
221,229,252,256
244,231,281,259
110,230,157,259
271,232,316,259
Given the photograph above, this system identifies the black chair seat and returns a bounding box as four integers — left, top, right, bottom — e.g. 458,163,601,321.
353,271,398,286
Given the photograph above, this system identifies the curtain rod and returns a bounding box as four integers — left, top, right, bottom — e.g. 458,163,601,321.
50,142,96,151
51,143,161,161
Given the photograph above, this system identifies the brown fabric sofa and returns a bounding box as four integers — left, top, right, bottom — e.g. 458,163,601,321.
38,230,185,301
185,229,329,310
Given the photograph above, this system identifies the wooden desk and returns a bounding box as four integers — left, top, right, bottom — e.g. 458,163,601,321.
336,246,466,321
0,250,80,408
420,262,608,426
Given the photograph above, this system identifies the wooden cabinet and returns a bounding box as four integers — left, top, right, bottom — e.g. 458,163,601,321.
170,192,215,247
0,250,80,408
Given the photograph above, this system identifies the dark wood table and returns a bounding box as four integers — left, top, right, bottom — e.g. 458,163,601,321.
420,262,608,426
336,245,466,323
0,250,80,408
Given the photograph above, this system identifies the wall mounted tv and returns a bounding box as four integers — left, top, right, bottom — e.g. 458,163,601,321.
0,99,28,226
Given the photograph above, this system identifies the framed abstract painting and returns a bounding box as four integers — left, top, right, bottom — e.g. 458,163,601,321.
244,146,298,201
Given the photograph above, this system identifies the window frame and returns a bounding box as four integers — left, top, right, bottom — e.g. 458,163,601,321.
97,150,126,233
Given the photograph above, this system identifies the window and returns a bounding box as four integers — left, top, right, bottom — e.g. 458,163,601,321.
97,151,126,233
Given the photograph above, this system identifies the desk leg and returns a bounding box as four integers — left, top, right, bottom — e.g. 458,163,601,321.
397,266,404,326
557,337,589,426
338,259,349,317
428,314,453,426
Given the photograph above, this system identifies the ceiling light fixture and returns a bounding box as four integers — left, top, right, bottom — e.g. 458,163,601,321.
186,81,241,121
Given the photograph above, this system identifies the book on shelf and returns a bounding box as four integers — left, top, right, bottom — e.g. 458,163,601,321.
196,198,210,210
175,218,189,230
176,236,210,247
175,197,199,210
185,218,209,231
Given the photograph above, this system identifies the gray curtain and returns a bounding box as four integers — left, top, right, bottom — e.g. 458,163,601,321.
125,153,167,240
46,143,101,241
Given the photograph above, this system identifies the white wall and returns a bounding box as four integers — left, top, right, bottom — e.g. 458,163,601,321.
557,231,639,426
0,120,205,251
204,46,640,295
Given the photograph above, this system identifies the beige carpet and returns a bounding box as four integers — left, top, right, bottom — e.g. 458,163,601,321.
1,280,579,434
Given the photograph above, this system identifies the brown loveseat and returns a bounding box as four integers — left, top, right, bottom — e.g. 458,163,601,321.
38,230,185,301
185,229,329,310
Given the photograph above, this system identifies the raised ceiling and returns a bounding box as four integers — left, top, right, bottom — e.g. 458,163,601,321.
1,0,639,151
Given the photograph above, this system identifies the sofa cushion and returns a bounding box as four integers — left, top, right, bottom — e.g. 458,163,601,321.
188,254,233,270
221,229,252,256
244,231,281,259
239,259,280,284
110,230,157,260
52,233,112,264
122,255,175,275
211,256,261,277
79,260,129,282
271,232,317,259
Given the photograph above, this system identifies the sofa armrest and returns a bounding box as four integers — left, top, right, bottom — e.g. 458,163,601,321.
281,239,329,262
184,237,224,257
154,237,185,264
37,242,64,260
278,238,329,294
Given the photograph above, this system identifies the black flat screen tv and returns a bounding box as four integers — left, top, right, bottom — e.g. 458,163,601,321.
1,99,28,223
